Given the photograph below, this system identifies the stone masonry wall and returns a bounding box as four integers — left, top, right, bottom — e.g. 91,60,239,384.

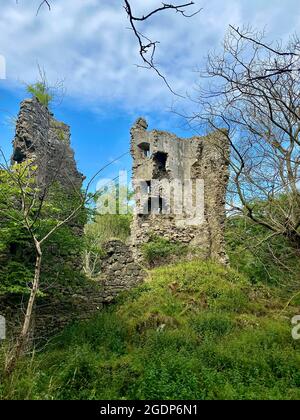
97,240,146,302
1,98,87,341
0,240,146,342
12,98,84,191
130,117,230,264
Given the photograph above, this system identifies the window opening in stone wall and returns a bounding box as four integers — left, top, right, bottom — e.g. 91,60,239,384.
158,195,163,213
138,142,151,158
150,195,164,214
146,180,151,194
140,195,164,215
153,151,168,172
148,196,152,213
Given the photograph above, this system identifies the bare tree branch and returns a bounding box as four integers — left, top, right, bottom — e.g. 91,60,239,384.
36,0,51,15
124,1,201,95
34,0,201,95
184,26,300,254
230,25,300,81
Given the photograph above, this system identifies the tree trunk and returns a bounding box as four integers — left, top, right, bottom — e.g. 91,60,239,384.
5,243,42,376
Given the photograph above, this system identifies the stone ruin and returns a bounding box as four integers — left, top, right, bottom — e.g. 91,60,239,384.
1,98,89,337
10,98,146,300
1,99,230,338
97,117,230,284
11,101,230,272
12,97,84,191
130,117,230,264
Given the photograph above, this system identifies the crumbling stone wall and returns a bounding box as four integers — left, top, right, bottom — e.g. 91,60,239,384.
130,118,230,264
12,98,84,190
34,240,146,334
11,97,85,239
97,240,146,302
0,284,105,341
0,240,146,342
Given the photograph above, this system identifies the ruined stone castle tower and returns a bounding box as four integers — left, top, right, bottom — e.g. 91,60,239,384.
12,98,84,191
130,118,230,263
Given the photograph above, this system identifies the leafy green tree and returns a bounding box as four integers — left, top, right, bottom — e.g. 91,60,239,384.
0,159,86,374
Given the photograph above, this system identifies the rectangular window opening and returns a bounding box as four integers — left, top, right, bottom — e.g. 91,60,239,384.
138,142,151,158
146,180,151,194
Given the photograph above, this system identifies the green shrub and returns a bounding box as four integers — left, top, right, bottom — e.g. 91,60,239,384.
26,82,53,107
0,262,33,295
142,236,188,266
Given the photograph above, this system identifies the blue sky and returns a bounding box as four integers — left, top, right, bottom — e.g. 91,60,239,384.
0,0,299,187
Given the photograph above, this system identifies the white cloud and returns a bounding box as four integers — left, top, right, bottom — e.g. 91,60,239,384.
0,0,299,113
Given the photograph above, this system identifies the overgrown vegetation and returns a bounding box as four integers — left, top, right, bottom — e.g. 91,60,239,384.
142,236,189,267
0,159,89,373
0,164,86,297
226,215,300,289
82,183,133,278
1,159,299,395
1,259,299,400
26,82,53,107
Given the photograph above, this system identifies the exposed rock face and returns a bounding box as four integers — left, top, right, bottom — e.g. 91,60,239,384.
130,118,230,264
12,98,84,191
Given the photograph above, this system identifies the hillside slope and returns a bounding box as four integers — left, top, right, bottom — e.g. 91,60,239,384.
1,260,300,400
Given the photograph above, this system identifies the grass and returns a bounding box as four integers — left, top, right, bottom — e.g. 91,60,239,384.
1,259,299,400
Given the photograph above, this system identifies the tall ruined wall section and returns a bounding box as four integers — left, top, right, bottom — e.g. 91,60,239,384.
0,98,88,341
130,118,230,264
12,98,84,190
